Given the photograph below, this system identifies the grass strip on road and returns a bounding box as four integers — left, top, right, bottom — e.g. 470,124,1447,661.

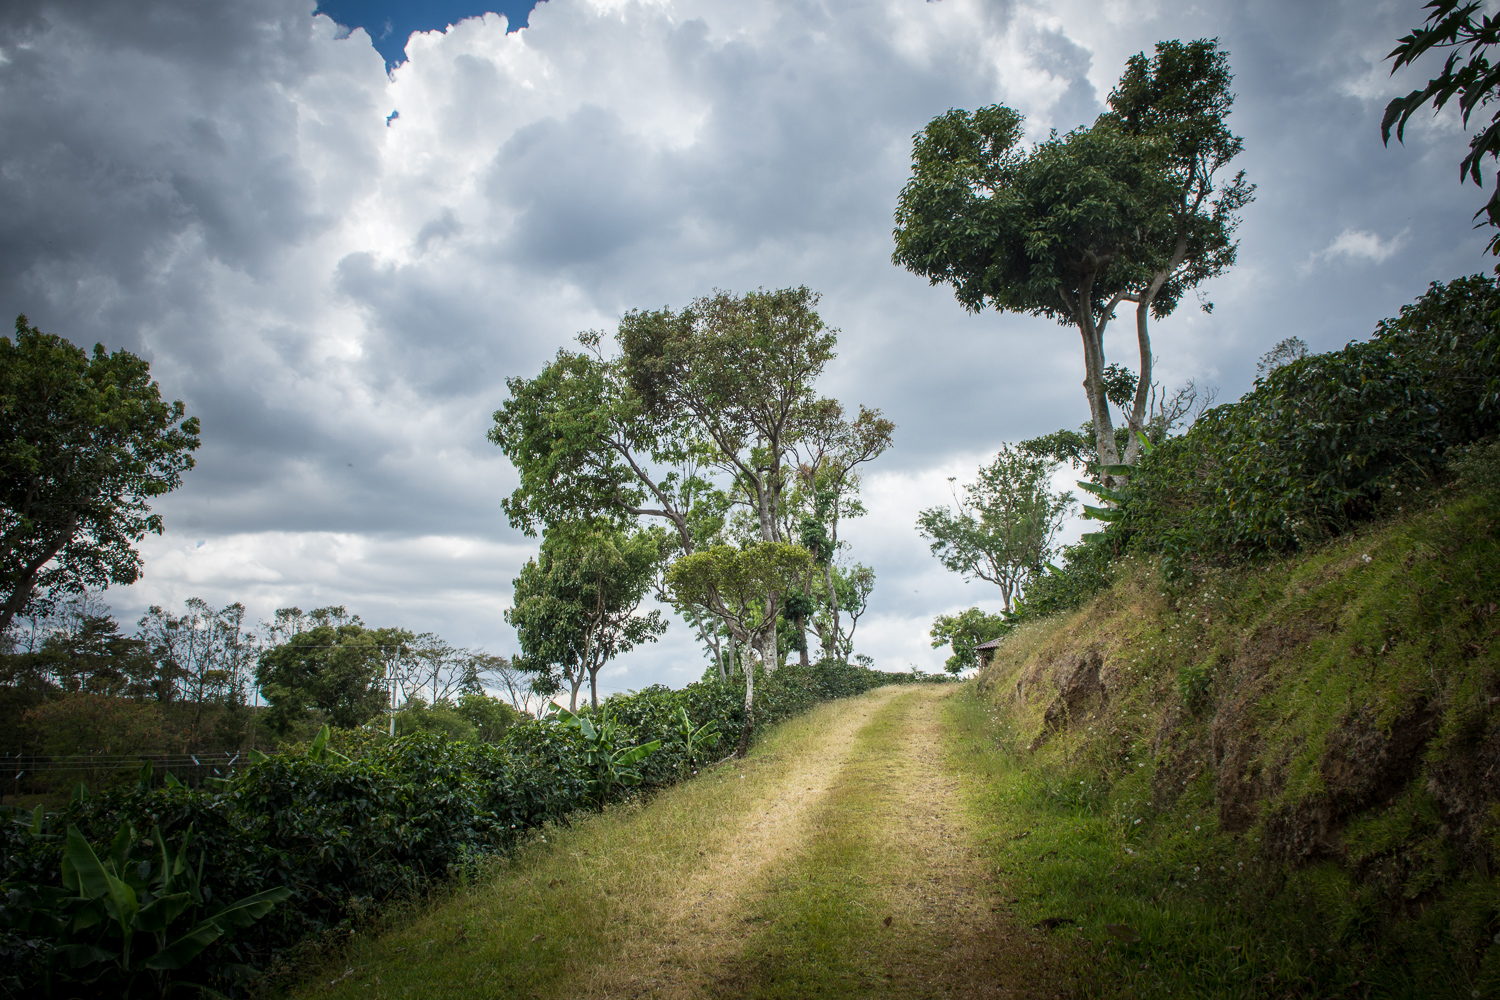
294,685,1077,999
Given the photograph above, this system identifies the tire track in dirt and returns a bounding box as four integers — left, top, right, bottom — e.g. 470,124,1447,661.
567,684,910,999
860,686,1078,999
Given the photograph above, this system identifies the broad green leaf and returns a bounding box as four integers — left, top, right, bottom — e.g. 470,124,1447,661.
615,740,662,767
133,891,193,933
104,873,139,933
141,921,221,970
65,826,113,900
205,886,292,931
55,943,117,968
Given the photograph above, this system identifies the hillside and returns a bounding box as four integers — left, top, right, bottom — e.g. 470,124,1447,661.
966,468,1500,997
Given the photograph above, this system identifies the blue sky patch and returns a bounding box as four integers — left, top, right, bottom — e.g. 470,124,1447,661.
316,1,539,69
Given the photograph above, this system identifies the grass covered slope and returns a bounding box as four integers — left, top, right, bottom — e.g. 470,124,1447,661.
963,472,1500,998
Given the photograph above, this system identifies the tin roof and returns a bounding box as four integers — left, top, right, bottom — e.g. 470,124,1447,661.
974,636,1006,651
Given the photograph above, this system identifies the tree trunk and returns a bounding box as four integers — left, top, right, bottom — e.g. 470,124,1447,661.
736,646,755,757
1122,231,1186,467
822,562,841,658
757,624,779,677
0,530,71,635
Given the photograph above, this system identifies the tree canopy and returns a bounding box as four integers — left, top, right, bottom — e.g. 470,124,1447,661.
492,286,893,749
929,607,1010,675
0,316,200,632
916,445,1073,612
506,525,666,712
666,540,812,753
892,39,1249,478
253,607,407,732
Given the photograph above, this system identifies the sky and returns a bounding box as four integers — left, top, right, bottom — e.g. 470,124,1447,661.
0,0,1491,695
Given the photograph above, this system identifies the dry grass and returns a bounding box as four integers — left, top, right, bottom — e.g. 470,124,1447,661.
289,685,1078,999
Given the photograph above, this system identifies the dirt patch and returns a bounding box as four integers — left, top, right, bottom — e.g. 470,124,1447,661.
564,686,908,999
1263,699,1441,864
1210,622,1320,833
868,690,1081,999
1016,651,1109,750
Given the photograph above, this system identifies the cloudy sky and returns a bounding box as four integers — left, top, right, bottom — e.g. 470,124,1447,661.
0,0,1489,692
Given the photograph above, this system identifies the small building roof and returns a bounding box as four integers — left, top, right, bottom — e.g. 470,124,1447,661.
974,636,1006,651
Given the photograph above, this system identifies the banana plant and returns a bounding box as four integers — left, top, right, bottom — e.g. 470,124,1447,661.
551,707,662,810
670,705,721,774
0,800,290,997
1083,430,1155,520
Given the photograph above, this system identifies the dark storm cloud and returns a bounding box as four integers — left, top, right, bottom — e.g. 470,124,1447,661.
0,0,1491,677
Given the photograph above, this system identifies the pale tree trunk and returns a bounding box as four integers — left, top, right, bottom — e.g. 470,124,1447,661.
822,563,841,658
1063,272,1128,483
1122,230,1188,467
732,625,758,757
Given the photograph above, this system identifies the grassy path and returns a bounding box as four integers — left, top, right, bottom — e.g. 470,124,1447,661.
296,686,1078,999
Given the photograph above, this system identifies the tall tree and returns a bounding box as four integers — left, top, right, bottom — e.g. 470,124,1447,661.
253,607,401,732
0,316,199,631
786,402,894,661
1104,39,1253,464
666,540,811,754
493,287,889,679
929,607,1010,675
892,39,1248,479
507,526,667,711
137,598,257,721
916,445,1073,612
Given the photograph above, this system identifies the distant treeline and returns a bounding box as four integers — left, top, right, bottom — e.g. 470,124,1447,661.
0,592,532,766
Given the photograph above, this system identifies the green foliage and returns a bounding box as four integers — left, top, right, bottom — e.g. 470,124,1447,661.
892,106,1170,319
394,696,479,742
1014,274,1500,618
1011,530,1126,621
0,316,200,633
916,445,1073,611
253,609,402,732
963,466,1500,998
928,608,1010,674
507,525,666,711
0,660,919,997
1,807,288,998
456,691,522,743
551,706,662,810
893,40,1248,474
668,704,720,774
1383,1,1500,252
1122,273,1500,563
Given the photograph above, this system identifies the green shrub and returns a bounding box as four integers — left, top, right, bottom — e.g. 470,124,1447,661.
1011,274,1500,621
1124,274,1500,562
1,659,916,996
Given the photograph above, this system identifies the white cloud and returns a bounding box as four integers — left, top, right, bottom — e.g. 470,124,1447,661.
1303,227,1408,271
0,0,1493,696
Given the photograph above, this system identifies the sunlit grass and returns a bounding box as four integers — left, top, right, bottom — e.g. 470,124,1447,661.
291,689,908,999
951,484,1500,999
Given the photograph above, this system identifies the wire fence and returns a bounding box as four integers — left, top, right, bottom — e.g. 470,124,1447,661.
2,750,267,800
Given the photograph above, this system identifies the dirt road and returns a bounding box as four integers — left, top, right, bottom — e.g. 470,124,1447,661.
303,685,1077,1000
570,685,1076,999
